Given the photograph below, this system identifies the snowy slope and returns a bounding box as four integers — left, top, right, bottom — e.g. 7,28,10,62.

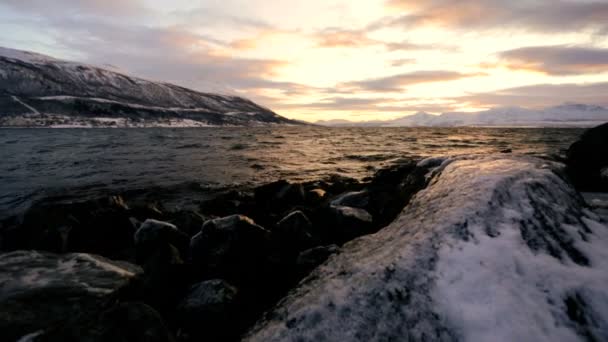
245,156,608,341
318,105,608,127
0,46,298,127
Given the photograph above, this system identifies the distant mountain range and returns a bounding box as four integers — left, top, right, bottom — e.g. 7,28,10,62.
0,47,301,127
317,104,608,127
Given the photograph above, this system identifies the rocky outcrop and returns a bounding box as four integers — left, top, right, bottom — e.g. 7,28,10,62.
567,122,608,191
244,156,608,342
0,251,143,341
177,279,239,340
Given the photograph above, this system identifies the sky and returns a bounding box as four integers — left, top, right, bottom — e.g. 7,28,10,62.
1,0,607,122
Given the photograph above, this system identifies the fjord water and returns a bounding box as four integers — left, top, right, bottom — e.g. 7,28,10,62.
0,127,584,218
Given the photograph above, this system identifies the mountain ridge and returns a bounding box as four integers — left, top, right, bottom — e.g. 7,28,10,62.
0,46,300,127
317,104,608,127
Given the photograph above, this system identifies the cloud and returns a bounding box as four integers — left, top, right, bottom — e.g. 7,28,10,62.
312,27,452,51
2,0,146,17
390,58,417,67
498,45,608,75
315,28,377,48
459,82,608,108
340,70,484,92
382,0,608,33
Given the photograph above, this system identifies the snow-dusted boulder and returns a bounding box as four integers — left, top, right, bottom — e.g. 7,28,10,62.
245,156,608,342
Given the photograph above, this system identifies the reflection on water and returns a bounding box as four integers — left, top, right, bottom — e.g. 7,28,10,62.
0,127,584,217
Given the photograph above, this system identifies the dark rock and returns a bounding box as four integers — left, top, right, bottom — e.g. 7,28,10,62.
167,210,206,237
254,181,305,209
330,190,370,209
0,197,136,261
43,302,175,342
177,279,239,340
199,190,253,217
134,219,189,263
566,122,608,191
500,148,513,153
133,220,190,312
328,205,373,242
296,245,339,271
0,251,142,342
323,174,362,194
190,215,270,283
274,210,314,252
307,188,326,203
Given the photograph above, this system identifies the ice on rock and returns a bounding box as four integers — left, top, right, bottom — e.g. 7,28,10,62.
244,156,608,342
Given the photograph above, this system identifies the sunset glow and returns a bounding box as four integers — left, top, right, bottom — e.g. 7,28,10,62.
1,0,607,122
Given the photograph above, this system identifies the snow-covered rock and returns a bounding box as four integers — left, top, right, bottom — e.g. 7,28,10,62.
0,46,299,127
244,156,608,341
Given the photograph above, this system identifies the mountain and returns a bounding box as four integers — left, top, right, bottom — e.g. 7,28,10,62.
0,47,300,127
317,104,608,127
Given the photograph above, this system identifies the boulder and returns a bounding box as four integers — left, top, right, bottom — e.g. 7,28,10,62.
274,211,314,251
0,251,142,341
0,197,136,261
134,219,189,263
43,302,175,342
328,205,373,242
167,210,206,237
134,220,190,311
566,122,608,191
330,191,369,209
296,245,339,271
307,189,327,202
177,279,239,340
190,215,270,283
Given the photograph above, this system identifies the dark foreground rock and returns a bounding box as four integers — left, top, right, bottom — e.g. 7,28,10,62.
567,122,608,191
0,251,144,341
244,156,608,342
177,279,239,340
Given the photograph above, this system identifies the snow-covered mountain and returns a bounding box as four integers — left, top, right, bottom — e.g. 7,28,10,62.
318,104,608,127
0,47,300,127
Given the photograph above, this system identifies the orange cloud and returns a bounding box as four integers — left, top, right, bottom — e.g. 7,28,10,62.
340,70,486,92
498,45,608,75
381,0,608,33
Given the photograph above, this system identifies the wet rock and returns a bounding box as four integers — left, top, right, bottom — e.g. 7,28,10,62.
331,190,370,209
0,251,142,342
275,210,314,252
190,215,270,283
167,210,206,237
134,219,189,263
566,122,608,191
133,220,190,312
199,190,253,217
296,244,339,271
177,279,239,340
254,181,306,211
0,197,137,261
328,205,373,242
307,188,326,202
323,174,362,194
43,302,175,342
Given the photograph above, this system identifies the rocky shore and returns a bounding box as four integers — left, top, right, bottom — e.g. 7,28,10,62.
1,123,607,342
0,156,430,341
